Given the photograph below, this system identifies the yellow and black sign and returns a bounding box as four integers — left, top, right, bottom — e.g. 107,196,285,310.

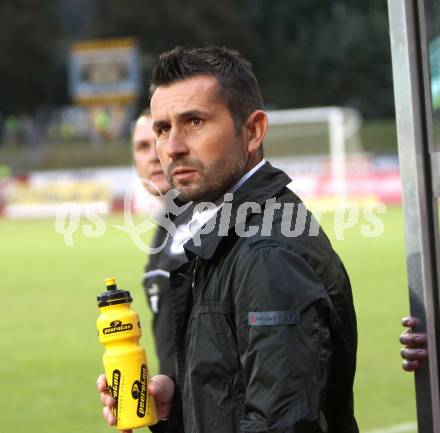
69,38,140,106
6,180,111,205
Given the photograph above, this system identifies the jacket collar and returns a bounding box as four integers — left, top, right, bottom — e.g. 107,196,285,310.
184,161,292,260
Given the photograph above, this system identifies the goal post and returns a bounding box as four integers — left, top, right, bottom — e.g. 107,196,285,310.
266,106,364,198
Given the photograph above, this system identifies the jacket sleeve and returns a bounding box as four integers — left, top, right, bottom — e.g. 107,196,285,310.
233,243,332,433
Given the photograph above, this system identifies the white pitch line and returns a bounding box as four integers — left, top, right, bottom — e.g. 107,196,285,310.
365,421,417,433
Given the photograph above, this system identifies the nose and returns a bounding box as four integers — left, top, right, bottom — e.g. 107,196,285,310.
164,128,189,159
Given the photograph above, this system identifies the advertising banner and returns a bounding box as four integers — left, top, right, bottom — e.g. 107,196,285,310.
69,38,140,105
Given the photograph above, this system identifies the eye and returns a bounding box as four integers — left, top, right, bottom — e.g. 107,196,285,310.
136,140,152,151
156,124,171,137
188,118,203,127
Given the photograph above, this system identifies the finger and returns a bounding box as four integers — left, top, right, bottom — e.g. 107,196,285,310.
402,359,421,372
399,333,428,346
148,375,174,401
148,377,164,397
100,391,115,407
96,374,108,392
100,391,107,405
400,347,429,361
401,316,417,328
153,398,172,421
102,406,117,426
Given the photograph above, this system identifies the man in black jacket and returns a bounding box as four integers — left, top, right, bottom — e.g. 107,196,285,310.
100,46,358,433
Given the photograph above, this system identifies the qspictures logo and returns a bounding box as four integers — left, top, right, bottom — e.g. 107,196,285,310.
131,364,148,418
103,320,133,335
55,177,388,252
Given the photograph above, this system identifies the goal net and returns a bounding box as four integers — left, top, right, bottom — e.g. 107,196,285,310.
265,107,365,198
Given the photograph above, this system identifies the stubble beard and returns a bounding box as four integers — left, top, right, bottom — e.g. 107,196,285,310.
167,142,247,204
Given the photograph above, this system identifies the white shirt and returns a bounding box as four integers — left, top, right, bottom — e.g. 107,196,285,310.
188,159,266,236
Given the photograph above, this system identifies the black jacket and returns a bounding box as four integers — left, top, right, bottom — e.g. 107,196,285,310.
159,162,358,433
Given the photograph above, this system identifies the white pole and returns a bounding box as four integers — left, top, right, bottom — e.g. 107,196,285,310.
328,108,347,200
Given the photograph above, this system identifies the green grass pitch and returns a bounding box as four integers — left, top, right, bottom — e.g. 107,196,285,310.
0,206,417,433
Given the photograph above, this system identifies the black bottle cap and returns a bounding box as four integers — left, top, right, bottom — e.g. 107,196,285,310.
97,277,133,308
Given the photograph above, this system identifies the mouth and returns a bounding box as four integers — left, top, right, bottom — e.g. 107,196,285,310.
172,167,197,181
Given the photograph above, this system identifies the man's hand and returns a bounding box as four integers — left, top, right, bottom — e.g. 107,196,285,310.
400,316,428,372
97,374,125,431
147,374,176,420
96,373,175,431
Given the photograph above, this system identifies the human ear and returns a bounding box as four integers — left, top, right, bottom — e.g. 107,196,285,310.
244,110,268,153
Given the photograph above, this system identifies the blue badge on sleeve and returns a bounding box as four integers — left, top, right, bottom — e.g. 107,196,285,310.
248,311,298,326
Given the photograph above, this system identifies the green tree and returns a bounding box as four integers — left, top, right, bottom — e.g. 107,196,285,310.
88,0,393,116
0,0,62,113
0,0,394,117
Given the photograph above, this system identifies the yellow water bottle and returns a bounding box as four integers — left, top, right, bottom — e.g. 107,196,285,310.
96,277,158,430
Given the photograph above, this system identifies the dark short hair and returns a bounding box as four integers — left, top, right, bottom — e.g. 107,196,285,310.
149,46,264,132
